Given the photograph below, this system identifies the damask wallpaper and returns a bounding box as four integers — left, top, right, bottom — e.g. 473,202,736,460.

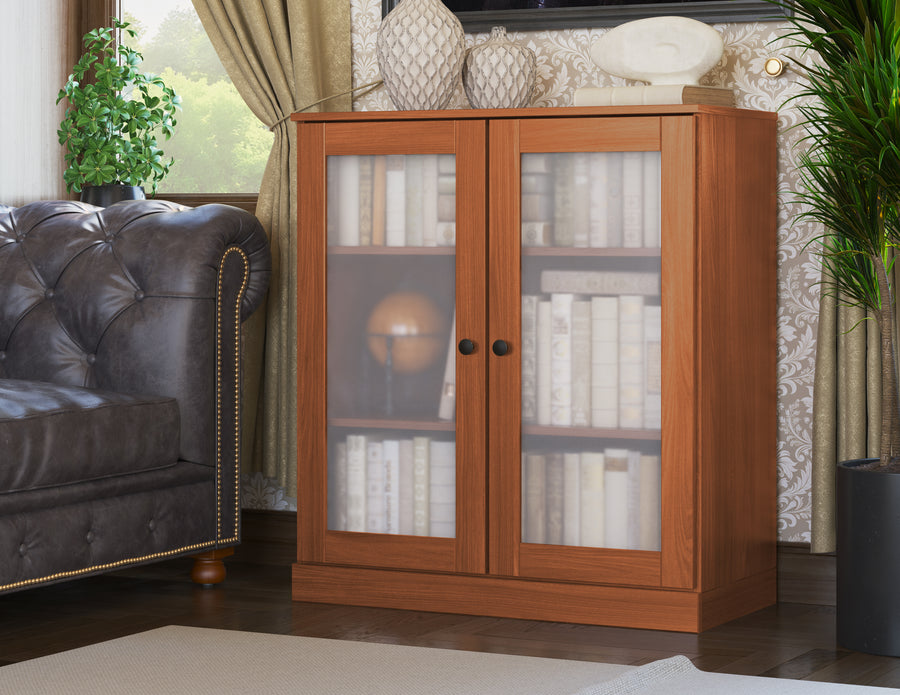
244,0,819,545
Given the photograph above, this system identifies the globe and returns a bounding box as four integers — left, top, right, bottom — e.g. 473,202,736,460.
366,292,445,374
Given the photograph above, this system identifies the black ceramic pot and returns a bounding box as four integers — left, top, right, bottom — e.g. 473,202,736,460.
80,184,145,207
836,458,900,656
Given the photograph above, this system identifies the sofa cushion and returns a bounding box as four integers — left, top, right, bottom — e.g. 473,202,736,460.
0,379,180,493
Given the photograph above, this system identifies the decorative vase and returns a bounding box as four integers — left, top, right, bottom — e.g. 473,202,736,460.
463,26,536,109
376,0,466,110
80,184,145,207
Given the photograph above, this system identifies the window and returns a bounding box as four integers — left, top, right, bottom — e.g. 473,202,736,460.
120,0,272,199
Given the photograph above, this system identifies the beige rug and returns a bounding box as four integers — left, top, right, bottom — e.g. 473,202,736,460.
0,625,891,694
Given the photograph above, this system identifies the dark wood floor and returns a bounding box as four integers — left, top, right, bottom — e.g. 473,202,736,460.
1,559,899,689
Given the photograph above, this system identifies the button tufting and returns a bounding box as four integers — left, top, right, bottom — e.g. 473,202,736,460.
86,354,96,365
148,519,156,531
18,543,27,557
85,531,95,544
44,288,54,300
0,351,5,361
134,290,145,301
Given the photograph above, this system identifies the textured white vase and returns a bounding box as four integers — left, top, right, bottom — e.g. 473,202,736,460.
463,26,536,109
376,0,466,110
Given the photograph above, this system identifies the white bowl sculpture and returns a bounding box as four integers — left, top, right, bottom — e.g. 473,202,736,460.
590,16,724,86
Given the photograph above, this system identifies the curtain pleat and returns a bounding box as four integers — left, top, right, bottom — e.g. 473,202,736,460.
191,0,352,499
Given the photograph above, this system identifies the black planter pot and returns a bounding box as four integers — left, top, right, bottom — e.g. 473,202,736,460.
80,184,145,207
836,458,900,656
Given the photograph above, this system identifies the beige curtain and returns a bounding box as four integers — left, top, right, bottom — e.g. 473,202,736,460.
811,282,883,553
191,0,352,499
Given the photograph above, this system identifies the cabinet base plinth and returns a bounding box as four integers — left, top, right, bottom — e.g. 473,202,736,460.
291,564,776,633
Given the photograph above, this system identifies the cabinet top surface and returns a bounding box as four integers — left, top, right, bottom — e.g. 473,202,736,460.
291,104,777,124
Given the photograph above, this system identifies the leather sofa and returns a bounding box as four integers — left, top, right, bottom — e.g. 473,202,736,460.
0,199,270,593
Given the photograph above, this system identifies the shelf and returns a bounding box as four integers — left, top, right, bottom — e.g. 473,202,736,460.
328,417,455,432
522,247,662,258
523,424,661,440
329,246,455,256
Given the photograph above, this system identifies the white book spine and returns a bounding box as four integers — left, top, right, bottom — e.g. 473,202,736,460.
563,452,581,546
412,436,431,536
640,454,662,551
572,153,590,248
571,299,592,427
365,440,386,533
606,153,623,247
521,295,539,423
550,293,574,427
626,450,643,550
604,448,629,549
621,152,643,248
398,439,415,535
643,304,662,430
405,155,424,246
545,453,565,545
384,155,406,246
591,297,618,429
382,439,401,535
618,295,645,429
337,155,360,246
421,154,439,247
540,269,660,296
437,311,457,421
345,435,367,532
642,151,661,248
579,452,605,547
328,441,348,531
429,440,456,538
522,453,547,544
536,300,553,426
588,152,609,248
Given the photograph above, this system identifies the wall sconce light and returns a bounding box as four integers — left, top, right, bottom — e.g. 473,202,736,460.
764,57,786,77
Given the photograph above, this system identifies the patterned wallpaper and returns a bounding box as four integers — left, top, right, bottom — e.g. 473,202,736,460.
245,0,819,545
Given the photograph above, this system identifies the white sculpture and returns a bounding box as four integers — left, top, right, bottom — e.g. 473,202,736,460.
590,16,724,86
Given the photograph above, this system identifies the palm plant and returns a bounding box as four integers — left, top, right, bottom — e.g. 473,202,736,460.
783,0,900,468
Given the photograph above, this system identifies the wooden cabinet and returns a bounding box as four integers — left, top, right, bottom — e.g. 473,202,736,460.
292,105,777,633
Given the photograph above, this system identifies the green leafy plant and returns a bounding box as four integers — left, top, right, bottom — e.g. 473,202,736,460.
56,18,181,194
780,0,900,468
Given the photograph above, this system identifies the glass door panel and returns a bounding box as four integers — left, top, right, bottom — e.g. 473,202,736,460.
325,154,457,539
520,151,662,552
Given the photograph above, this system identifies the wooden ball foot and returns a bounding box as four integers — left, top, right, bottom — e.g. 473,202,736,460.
191,548,235,586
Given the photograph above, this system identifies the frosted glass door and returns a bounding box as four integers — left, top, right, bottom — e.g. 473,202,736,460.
520,151,662,551
324,154,457,538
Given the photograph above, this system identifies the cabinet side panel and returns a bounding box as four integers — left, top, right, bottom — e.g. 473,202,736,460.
696,113,778,591
296,123,328,563
660,116,698,589
487,119,522,577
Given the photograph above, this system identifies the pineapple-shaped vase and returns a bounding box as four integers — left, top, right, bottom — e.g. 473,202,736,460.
463,26,536,109
376,0,466,110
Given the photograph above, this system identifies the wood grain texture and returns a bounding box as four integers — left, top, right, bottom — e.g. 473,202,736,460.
518,117,660,153
518,545,661,587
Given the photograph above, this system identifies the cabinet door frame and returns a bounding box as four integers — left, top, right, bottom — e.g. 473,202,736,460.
486,116,697,589
295,119,489,574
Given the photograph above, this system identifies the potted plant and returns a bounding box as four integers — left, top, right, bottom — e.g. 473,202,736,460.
779,0,900,655
57,18,180,206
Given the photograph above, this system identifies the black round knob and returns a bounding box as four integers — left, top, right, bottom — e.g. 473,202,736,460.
458,339,475,355
492,339,509,356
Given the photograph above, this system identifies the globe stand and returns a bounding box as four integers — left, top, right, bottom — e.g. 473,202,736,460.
367,331,442,418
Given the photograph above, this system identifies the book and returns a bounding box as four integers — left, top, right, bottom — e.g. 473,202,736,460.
437,310,457,421
522,453,547,544
398,439,415,535
545,452,565,545
606,153,624,247
328,441,348,531
365,439,386,533
571,299,592,427
522,222,553,247
572,153,591,248
540,269,660,296
436,157,456,247
626,450,643,550
618,295,645,429
591,297,619,429
643,304,662,430
384,155,406,247
345,434,367,532
553,154,575,247
621,152,643,248
550,293,574,427
371,156,387,245
421,154,439,247
382,439,401,534
573,84,735,108
588,152,609,248
579,451,605,547
521,295,539,423
412,436,430,536
405,155,424,247
640,454,662,551
604,448,629,549
429,440,456,538
643,151,661,248
337,155,360,246
358,155,374,246
536,300,553,426
326,157,339,246
562,452,581,546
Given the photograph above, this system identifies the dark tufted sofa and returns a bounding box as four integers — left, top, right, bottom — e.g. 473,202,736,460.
0,199,270,593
